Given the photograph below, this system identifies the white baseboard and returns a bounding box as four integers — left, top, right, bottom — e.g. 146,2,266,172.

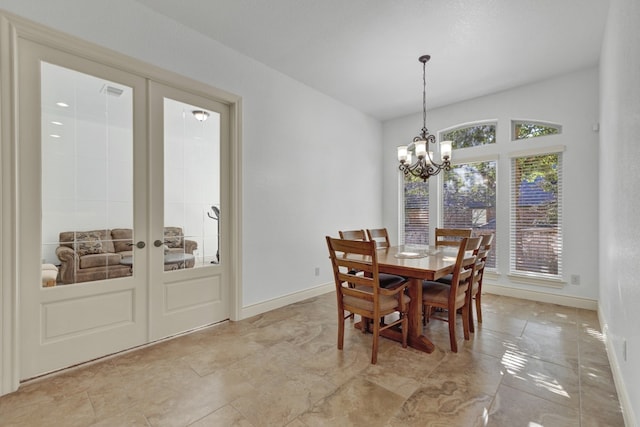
483,283,598,310
599,309,636,427
241,282,333,319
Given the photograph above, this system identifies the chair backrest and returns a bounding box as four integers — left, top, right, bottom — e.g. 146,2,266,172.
472,233,494,286
450,236,482,294
435,228,472,247
326,236,381,298
480,233,494,254
366,228,392,249
339,229,367,241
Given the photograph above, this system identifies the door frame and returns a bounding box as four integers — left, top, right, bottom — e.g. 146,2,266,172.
0,11,243,395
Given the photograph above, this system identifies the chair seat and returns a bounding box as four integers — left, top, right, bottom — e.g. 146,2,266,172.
435,273,452,285
422,281,468,306
379,273,406,288
344,287,411,312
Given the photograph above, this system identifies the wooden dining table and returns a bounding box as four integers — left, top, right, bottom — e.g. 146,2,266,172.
366,244,458,353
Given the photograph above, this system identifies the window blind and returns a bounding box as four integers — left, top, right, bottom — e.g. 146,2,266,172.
510,152,563,278
443,161,497,268
404,178,429,245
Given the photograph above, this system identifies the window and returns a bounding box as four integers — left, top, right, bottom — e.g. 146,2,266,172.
510,150,563,278
403,175,429,245
513,120,561,140
441,122,496,150
442,161,497,268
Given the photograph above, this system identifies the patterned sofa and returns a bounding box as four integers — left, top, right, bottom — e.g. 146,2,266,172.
55,227,197,285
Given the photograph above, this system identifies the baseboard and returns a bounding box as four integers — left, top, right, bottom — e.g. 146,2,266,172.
241,282,333,319
599,309,636,427
483,283,598,310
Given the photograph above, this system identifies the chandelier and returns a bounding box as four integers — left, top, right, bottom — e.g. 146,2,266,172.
397,55,452,181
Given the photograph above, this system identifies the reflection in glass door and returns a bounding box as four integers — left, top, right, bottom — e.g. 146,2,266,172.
163,99,220,271
41,62,134,286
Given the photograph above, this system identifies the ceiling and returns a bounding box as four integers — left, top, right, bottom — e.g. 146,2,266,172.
134,0,610,121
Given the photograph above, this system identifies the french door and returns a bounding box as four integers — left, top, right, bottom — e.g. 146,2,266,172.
147,82,230,341
17,36,230,379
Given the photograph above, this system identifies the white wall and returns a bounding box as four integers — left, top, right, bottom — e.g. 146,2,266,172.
599,0,640,424
383,68,600,302
0,0,382,307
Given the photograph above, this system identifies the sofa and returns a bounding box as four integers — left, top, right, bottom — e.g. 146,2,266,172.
55,227,197,285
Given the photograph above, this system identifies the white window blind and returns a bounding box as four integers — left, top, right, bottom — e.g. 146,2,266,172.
404,177,429,245
443,160,497,268
510,151,563,278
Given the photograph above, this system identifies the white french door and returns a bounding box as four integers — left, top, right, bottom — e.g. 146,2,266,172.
147,82,230,341
17,36,230,379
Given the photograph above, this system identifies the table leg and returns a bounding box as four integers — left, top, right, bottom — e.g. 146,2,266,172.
406,277,435,353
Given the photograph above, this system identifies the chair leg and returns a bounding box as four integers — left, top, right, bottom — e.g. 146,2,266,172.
337,313,345,350
401,311,408,348
462,303,470,341
476,293,483,324
469,299,475,333
448,309,458,353
371,320,380,364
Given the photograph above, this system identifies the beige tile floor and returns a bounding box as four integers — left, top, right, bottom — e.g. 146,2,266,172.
0,293,625,426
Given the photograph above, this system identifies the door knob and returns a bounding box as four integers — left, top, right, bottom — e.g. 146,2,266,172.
136,241,146,249
154,240,164,247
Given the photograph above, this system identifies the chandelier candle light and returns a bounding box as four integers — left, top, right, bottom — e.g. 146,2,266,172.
397,55,452,181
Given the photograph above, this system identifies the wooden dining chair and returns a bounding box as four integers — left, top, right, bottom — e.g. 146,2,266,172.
326,236,410,364
434,228,474,285
468,233,494,332
339,229,367,241
422,236,481,352
434,227,472,247
366,228,392,249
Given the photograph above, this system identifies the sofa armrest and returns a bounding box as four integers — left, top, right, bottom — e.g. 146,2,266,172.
56,246,79,284
184,239,198,254
56,246,77,263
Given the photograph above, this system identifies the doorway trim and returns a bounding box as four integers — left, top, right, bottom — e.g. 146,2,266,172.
0,10,243,396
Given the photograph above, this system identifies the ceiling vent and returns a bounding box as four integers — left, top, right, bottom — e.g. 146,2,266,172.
100,84,124,97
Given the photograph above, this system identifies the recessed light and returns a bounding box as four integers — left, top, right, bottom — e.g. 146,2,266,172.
50,134,61,138
56,102,69,107
51,121,63,126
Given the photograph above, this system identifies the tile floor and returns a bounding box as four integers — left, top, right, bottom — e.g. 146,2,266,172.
0,293,625,426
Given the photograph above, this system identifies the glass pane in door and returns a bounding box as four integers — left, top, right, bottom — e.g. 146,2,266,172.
164,99,220,270
41,62,134,285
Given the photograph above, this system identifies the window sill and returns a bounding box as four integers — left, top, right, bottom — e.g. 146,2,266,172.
507,273,565,289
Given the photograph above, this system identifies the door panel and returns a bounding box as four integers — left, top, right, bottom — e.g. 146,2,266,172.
18,39,149,379
148,82,230,340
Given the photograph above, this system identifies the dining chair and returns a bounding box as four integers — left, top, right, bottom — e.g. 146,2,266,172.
434,227,472,247
434,227,474,285
422,236,482,352
468,233,494,332
366,228,392,249
339,229,367,241
326,236,410,364
339,228,405,289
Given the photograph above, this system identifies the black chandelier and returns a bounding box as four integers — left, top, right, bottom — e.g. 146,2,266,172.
397,55,452,182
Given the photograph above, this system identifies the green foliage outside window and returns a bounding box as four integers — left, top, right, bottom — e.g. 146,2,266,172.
514,122,560,140
442,124,496,149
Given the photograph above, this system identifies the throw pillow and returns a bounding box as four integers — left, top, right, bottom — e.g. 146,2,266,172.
75,231,104,256
164,228,183,248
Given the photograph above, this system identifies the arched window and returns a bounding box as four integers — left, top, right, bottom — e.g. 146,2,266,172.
441,121,496,149
512,120,561,140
